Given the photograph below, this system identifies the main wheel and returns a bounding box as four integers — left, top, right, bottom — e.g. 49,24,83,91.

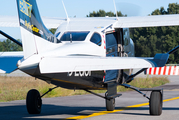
26,89,42,114
106,98,115,111
149,91,162,115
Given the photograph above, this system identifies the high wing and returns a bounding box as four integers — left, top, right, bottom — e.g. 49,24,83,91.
1,14,179,74
0,16,65,28
1,14,179,29
115,14,179,28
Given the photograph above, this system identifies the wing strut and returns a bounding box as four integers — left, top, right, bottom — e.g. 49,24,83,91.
167,45,179,54
0,30,22,47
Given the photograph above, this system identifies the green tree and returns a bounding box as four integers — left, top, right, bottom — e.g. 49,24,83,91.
130,3,179,64
49,28,57,34
87,9,126,17
0,39,22,51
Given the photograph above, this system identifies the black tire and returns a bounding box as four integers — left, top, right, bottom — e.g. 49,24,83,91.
149,91,162,115
106,98,115,111
26,89,42,114
117,70,124,84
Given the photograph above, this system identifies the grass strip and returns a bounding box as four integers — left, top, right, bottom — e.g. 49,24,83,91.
0,76,169,102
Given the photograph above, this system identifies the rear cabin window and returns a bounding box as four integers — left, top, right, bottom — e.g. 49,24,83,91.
60,31,89,41
123,28,130,46
90,33,102,46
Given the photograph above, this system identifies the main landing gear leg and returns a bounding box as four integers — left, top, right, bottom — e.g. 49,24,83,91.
121,67,163,116
26,87,58,114
121,83,163,116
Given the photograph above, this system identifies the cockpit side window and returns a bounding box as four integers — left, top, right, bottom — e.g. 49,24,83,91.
59,31,89,42
90,33,102,46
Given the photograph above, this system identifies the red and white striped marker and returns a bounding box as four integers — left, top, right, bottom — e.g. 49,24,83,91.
145,66,179,75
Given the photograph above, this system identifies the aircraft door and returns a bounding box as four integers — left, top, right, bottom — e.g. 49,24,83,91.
123,28,135,57
105,31,122,82
106,32,118,57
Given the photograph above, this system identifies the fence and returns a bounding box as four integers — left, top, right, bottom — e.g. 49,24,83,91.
145,66,179,75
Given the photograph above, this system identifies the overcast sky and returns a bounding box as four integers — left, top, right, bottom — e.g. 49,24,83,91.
0,0,178,39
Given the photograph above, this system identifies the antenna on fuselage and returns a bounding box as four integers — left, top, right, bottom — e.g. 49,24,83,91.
113,0,119,21
62,0,70,22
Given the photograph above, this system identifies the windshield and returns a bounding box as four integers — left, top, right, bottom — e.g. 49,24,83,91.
60,31,90,41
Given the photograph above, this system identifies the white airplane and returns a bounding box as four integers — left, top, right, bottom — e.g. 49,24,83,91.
0,0,179,116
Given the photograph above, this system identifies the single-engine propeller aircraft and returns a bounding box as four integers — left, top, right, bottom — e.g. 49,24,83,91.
1,0,179,116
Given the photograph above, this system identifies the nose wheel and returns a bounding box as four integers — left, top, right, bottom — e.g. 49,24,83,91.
104,81,122,111
106,98,115,111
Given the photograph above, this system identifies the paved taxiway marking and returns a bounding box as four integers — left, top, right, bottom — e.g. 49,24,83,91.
66,96,179,120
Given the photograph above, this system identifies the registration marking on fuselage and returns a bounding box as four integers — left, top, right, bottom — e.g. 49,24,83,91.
66,96,179,120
